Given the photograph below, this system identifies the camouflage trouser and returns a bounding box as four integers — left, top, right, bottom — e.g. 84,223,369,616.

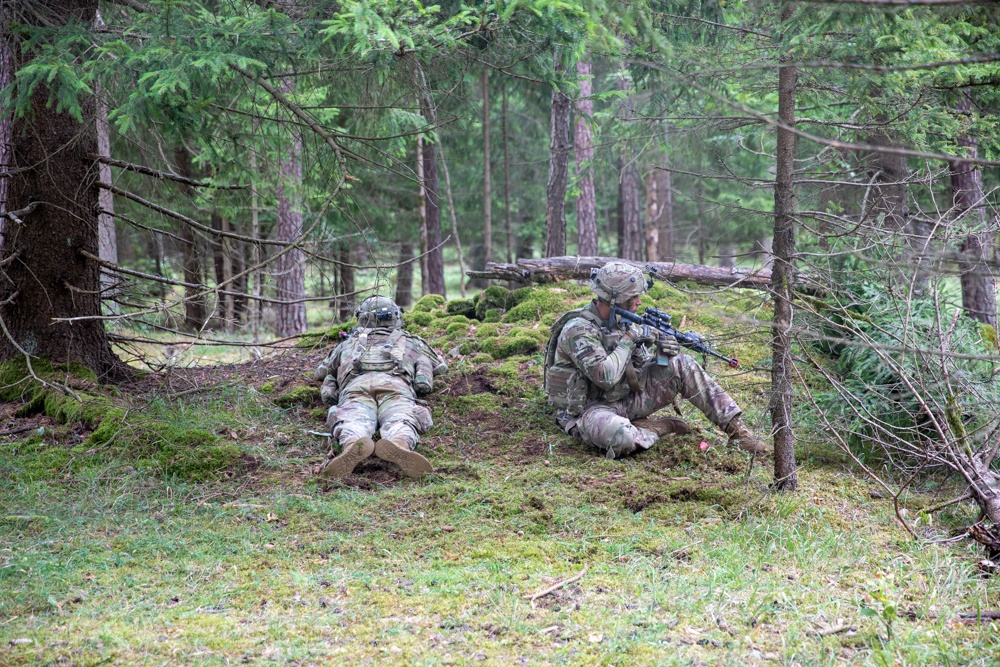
570,354,742,459
327,372,434,450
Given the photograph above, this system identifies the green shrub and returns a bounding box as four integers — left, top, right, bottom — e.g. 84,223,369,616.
273,386,321,408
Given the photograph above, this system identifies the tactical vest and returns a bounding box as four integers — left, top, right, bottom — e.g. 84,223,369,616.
336,327,412,388
544,307,632,415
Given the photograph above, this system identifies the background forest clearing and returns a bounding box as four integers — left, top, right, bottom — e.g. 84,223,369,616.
2,282,998,666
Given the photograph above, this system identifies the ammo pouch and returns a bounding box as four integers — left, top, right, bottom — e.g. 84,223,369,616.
355,345,397,373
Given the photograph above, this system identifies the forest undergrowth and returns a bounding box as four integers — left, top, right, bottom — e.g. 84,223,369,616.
1,283,998,666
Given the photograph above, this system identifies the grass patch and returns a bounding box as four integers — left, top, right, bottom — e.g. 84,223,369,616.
1,283,997,665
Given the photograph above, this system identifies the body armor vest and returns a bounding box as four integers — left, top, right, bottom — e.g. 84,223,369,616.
544,307,636,415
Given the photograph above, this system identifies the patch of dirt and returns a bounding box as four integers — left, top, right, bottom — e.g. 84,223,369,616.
319,458,405,490
623,486,667,512
440,368,497,397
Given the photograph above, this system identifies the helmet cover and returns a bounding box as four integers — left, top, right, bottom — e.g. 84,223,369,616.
356,295,403,330
590,261,648,305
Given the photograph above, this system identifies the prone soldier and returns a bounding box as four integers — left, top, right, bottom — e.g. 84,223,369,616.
544,261,769,459
315,296,447,479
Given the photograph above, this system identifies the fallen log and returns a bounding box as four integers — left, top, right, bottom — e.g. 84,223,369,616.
467,256,819,294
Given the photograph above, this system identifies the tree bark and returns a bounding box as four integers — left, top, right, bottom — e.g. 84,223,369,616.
174,145,208,331
645,170,659,263
770,2,799,491
575,60,598,256
502,83,513,263
951,90,997,328
422,136,446,297
0,3,12,254
93,89,117,316
545,59,571,258
273,77,308,337
617,69,643,262
482,67,493,267
417,137,429,297
0,0,124,380
467,256,817,295
337,242,354,322
395,241,414,308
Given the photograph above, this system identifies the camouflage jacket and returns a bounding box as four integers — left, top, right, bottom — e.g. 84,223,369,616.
315,327,447,405
552,301,650,404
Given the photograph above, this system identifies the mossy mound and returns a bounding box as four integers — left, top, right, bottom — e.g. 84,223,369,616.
0,360,243,482
474,286,516,320
412,294,447,312
273,385,321,408
446,299,476,319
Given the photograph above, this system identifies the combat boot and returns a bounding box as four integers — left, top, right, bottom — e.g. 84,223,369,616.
631,416,692,437
723,418,772,455
374,438,433,479
319,437,375,478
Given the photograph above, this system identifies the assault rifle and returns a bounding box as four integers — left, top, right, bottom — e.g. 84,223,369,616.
613,305,739,369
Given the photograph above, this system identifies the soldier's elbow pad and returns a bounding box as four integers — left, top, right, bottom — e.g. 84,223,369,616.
414,378,433,395
314,365,329,382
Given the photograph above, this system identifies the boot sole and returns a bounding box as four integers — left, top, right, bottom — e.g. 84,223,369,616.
319,437,375,478
374,439,433,479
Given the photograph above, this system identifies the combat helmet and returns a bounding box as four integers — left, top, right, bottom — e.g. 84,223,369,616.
356,296,403,330
590,261,649,305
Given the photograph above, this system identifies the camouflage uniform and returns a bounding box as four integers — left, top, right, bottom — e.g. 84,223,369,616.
318,328,447,450
315,296,447,478
552,301,742,459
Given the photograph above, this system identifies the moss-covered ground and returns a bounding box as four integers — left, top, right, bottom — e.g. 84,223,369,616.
1,283,997,666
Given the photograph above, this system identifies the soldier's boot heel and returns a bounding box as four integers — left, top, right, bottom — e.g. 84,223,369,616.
374,438,433,479
723,418,772,456
319,437,375,478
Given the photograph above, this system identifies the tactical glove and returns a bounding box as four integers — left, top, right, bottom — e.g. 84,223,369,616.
657,334,680,357
623,324,655,347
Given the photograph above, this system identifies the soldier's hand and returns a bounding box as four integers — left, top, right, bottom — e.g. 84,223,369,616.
624,324,655,347
657,334,680,357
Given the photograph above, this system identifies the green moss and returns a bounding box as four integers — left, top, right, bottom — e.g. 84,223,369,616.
408,312,433,327
260,381,276,395
273,385,321,408
981,324,998,350
480,336,539,359
446,321,472,336
412,294,447,312
502,287,576,323
483,309,502,323
475,323,500,339
458,342,479,356
471,353,494,364
446,299,476,318
296,322,355,348
475,286,514,320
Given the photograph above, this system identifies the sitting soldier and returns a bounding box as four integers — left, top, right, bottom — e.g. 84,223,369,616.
544,261,770,460
315,296,447,479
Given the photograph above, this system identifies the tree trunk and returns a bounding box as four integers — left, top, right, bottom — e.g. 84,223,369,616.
211,210,226,322
95,85,117,311
658,167,674,261
645,170,659,263
417,137,429,297
273,77,308,337
770,3,799,491
0,3,12,254
718,242,735,268
617,69,643,262
395,241,414,309
951,90,997,328
545,59,571,258
482,67,493,267
422,137,446,297
467,256,820,295
338,242,354,322
503,84,513,263
575,60,598,256
174,145,208,331
0,0,124,380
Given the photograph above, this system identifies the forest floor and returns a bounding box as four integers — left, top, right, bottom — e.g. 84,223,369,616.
1,283,999,666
